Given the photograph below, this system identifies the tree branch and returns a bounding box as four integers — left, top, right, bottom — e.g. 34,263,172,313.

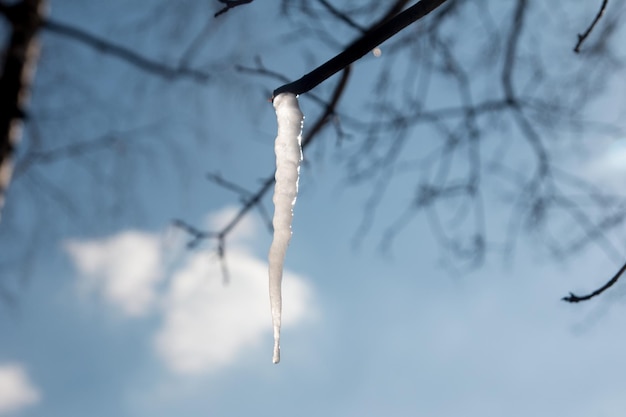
214,0,254,18
317,0,366,33
42,18,211,82
574,0,609,53
273,0,447,97
175,67,351,247
562,259,626,303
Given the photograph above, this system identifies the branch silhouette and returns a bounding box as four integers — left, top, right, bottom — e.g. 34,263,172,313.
174,67,351,248
42,18,211,82
273,0,447,97
214,0,254,18
574,0,609,53
563,259,626,303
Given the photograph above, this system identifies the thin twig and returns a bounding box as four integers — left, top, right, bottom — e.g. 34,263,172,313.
174,67,351,246
317,0,366,33
214,0,254,18
273,0,447,97
206,172,274,231
43,18,211,82
574,0,609,53
235,60,330,108
206,172,253,197
217,237,230,284
302,66,350,149
562,259,626,302
171,219,215,248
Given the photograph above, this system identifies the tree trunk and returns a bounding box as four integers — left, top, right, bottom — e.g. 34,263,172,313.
0,0,45,221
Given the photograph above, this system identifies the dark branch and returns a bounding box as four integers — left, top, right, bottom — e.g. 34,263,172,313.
42,18,211,82
216,175,275,239
378,0,413,24
206,172,255,197
206,173,274,232
171,219,215,249
214,0,254,18
302,65,350,148
216,237,230,284
236,60,332,109
562,259,626,303
273,0,447,97
175,67,351,247
574,0,609,53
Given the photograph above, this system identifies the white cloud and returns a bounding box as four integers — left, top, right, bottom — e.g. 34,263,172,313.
64,231,163,317
64,208,317,374
154,247,314,374
0,364,40,415
584,137,626,189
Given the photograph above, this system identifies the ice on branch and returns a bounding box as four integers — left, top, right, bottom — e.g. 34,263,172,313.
269,93,304,364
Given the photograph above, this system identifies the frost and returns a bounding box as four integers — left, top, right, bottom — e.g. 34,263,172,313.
269,93,304,364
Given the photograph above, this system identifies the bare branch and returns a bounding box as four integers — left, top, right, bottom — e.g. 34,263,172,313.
13,124,159,178
42,18,211,82
317,0,366,33
302,65,350,149
563,259,626,303
206,172,274,231
171,219,215,249
216,237,230,284
236,58,332,108
273,0,448,97
206,172,255,197
175,67,351,247
574,0,609,53
214,0,254,18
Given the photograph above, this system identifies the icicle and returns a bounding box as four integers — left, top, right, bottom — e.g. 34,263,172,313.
269,93,303,364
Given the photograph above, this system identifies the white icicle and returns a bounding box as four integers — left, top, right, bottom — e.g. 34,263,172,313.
269,93,304,364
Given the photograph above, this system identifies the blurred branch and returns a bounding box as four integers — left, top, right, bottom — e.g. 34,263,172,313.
214,0,254,18
206,172,274,231
171,218,230,283
206,172,255,197
236,58,331,108
563,259,626,302
175,66,351,247
13,125,157,177
317,0,366,33
273,0,447,97
171,219,215,248
42,18,211,82
574,0,609,53
378,0,413,24
303,65,350,148
340,0,626,286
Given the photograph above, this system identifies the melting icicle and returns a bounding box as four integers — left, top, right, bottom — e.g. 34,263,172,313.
269,93,304,364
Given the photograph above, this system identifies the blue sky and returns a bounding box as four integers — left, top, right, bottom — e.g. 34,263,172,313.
2,1,626,416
